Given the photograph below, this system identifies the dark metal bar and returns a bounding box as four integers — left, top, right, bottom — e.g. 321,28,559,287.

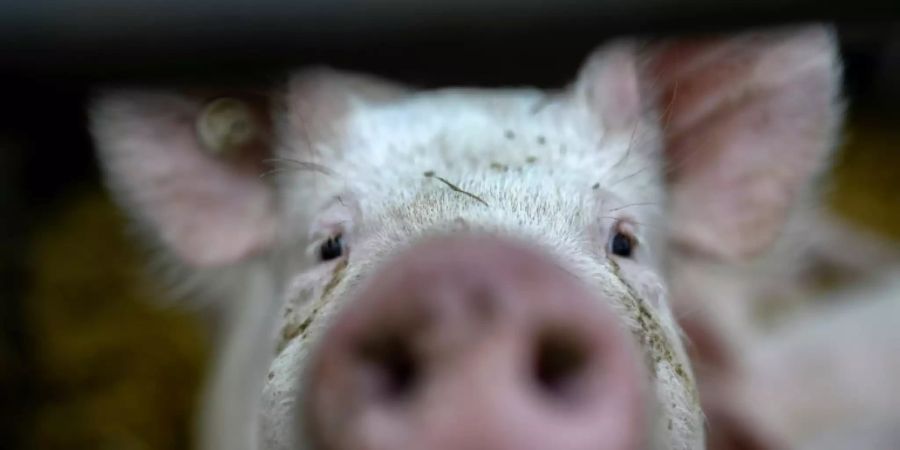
1,0,897,81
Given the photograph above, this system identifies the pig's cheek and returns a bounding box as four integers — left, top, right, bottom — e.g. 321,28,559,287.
261,328,316,450
277,290,321,354
261,295,326,449
615,260,668,309
277,261,347,352
262,278,346,450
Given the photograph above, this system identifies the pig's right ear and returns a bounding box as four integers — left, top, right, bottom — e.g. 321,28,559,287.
90,90,277,268
91,72,406,269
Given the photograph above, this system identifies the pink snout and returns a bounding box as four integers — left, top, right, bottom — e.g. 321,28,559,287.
305,235,646,450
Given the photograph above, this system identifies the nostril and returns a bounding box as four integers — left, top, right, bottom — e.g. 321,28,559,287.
356,333,420,403
532,327,594,405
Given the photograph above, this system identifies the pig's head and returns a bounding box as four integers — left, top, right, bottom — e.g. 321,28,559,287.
90,25,841,450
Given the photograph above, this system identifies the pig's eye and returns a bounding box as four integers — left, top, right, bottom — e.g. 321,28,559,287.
609,222,637,258
319,235,345,261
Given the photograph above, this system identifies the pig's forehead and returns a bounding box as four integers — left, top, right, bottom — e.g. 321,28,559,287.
286,87,663,202
337,88,610,166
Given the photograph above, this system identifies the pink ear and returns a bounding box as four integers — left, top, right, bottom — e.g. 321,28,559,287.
282,68,407,148
648,25,843,260
575,41,643,133
91,91,276,267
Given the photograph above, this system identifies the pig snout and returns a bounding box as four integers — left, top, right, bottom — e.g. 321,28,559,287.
304,235,646,450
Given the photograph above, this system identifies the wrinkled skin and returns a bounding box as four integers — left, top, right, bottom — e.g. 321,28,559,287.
90,24,841,450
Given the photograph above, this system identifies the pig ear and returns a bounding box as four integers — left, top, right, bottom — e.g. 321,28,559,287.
574,41,644,134
90,90,277,268
281,68,408,146
648,25,843,260
91,71,405,268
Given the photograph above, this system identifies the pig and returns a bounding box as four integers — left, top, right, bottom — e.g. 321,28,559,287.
89,24,842,450
672,195,900,449
673,201,900,357
702,268,900,450
747,269,900,449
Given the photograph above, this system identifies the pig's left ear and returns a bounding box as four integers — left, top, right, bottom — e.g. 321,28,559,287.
650,25,843,260
578,25,842,260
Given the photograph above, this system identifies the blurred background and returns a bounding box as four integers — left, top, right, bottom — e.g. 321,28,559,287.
1,1,899,449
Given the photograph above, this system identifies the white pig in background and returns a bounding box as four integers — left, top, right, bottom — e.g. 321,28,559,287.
739,269,900,450
89,25,841,450
672,206,900,449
